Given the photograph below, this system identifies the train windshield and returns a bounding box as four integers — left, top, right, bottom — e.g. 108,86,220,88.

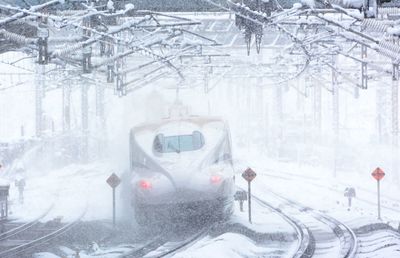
153,131,205,153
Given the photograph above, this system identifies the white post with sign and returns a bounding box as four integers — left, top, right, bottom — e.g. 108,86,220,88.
242,168,257,224
371,167,385,220
107,173,121,228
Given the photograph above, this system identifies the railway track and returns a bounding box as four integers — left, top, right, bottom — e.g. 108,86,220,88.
149,225,212,258
253,197,315,258
259,168,400,214
0,205,86,258
118,184,357,258
355,226,400,257
240,165,399,257
0,204,54,242
236,186,314,258
257,188,358,258
118,223,215,258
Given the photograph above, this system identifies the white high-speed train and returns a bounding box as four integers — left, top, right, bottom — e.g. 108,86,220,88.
129,115,235,224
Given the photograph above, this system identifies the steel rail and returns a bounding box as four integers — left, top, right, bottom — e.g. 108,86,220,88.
152,225,213,258
119,224,215,258
0,203,54,241
237,186,314,258
116,236,165,258
266,189,358,258
0,206,87,258
258,169,400,213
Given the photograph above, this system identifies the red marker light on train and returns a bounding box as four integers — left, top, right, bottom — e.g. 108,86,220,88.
139,180,152,189
210,175,222,184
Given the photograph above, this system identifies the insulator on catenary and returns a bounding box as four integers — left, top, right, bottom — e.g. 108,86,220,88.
378,40,400,61
0,29,37,44
52,43,84,57
362,19,389,33
378,7,400,15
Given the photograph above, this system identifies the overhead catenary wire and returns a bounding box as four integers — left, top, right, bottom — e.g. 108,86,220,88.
52,16,153,57
0,0,64,27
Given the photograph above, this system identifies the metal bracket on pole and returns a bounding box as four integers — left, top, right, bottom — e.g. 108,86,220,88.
115,38,127,96
106,38,115,83
82,17,92,73
361,45,368,90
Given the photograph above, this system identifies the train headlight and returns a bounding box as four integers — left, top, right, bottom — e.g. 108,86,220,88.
210,175,222,184
138,179,152,189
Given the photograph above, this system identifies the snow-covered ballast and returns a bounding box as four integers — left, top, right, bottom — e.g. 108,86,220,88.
129,116,235,224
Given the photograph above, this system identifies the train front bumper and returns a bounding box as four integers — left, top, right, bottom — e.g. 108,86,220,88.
134,196,232,222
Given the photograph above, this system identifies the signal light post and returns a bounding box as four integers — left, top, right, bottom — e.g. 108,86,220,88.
371,167,385,220
242,168,257,224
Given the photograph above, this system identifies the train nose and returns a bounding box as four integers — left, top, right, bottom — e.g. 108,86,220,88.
134,170,229,203
166,169,224,189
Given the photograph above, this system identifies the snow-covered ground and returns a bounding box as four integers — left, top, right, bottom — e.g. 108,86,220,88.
5,146,400,257
2,76,400,256
1,10,400,257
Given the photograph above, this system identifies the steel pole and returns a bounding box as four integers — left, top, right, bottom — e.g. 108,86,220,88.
62,83,71,132
81,83,89,162
95,82,106,158
392,64,399,184
113,187,116,228
378,180,381,220
332,58,339,178
5,196,8,219
313,83,322,130
248,181,252,224
276,85,283,158
35,64,44,137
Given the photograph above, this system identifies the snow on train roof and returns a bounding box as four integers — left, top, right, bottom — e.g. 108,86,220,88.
132,116,226,134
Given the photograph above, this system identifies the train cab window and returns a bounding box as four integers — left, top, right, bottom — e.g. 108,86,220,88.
153,131,205,153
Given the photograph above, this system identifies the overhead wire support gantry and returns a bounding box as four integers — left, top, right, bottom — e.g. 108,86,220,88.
198,0,399,178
